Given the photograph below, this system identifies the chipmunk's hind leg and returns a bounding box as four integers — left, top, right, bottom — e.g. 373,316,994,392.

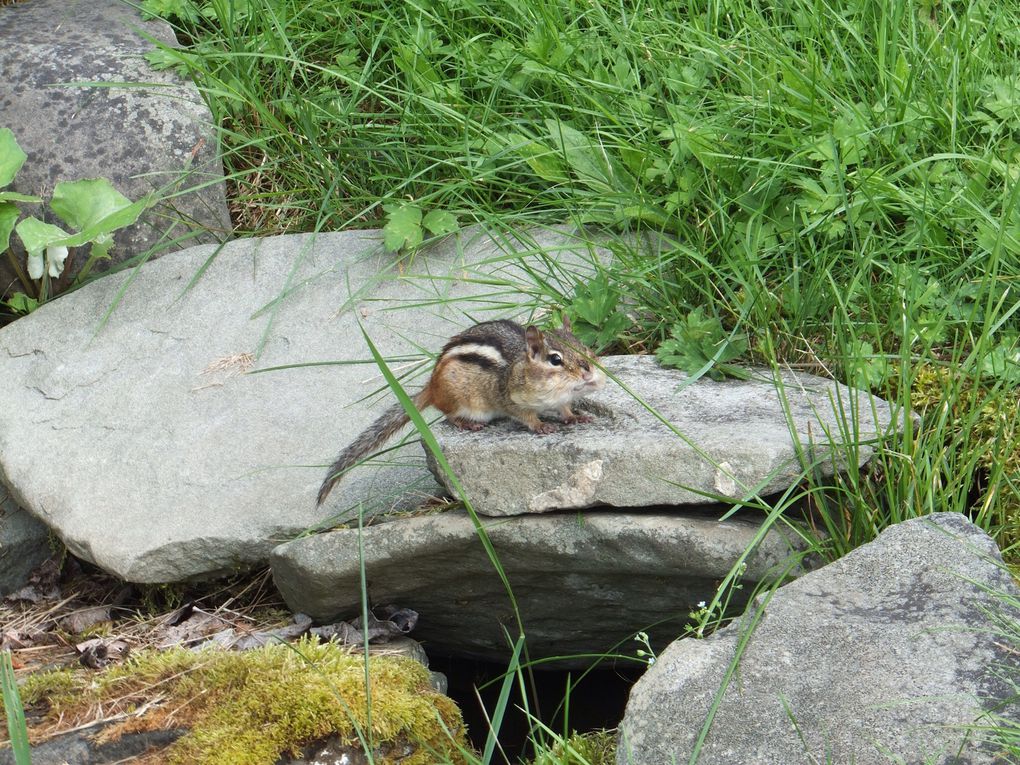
446,416,488,431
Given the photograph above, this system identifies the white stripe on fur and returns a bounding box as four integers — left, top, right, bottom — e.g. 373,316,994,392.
444,342,506,365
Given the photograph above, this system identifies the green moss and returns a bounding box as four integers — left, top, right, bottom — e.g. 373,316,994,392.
20,638,468,765
20,668,78,708
530,730,617,765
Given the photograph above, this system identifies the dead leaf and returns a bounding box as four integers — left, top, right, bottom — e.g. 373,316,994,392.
59,606,112,635
155,607,234,649
195,613,313,651
311,607,418,645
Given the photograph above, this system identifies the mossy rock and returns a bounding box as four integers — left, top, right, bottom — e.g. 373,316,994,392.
14,638,469,764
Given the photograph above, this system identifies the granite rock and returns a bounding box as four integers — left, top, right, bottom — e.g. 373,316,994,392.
617,513,1020,764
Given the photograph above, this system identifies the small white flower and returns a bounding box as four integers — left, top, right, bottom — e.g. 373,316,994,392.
697,601,706,609
46,245,69,278
27,250,44,279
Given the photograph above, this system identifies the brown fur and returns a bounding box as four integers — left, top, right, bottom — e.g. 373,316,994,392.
317,319,602,505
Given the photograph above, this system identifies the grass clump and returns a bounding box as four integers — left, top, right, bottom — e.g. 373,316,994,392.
139,0,1019,599
529,729,616,765
17,639,468,765
145,0,1020,404
901,364,1020,552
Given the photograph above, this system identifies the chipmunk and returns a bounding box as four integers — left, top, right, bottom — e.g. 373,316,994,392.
317,318,604,505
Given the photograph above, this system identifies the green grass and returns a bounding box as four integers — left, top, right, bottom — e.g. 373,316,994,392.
145,0,1020,558
134,0,1020,761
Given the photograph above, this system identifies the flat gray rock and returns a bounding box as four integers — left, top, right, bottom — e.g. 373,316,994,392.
0,226,628,582
0,487,51,596
271,509,805,664
617,513,1020,764
428,356,908,516
0,0,229,295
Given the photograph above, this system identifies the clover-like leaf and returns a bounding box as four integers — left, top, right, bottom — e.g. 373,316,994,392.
656,307,749,381
382,203,424,253
422,209,458,237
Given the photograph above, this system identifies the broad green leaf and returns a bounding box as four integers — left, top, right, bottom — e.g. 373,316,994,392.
571,273,619,326
66,195,148,248
144,47,195,74
545,119,609,188
619,203,671,228
382,203,423,253
978,341,1020,385
422,210,458,237
508,133,568,183
50,178,137,234
0,202,19,253
0,128,26,188
15,216,70,253
668,121,725,175
844,341,891,390
567,274,631,351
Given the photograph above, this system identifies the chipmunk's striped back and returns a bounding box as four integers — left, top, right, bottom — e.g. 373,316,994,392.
316,319,602,505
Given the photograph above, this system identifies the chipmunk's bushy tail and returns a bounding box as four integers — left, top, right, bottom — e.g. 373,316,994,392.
317,388,432,506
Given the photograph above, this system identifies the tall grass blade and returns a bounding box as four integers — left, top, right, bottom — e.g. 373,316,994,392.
1,649,30,765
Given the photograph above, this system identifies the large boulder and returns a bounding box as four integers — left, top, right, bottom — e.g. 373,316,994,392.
0,0,229,297
617,513,1020,764
271,508,807,664
428,355,907,516
0,226,621,582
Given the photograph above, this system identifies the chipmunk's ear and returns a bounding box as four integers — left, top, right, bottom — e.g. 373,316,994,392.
561,314,572,332
525,325,545,360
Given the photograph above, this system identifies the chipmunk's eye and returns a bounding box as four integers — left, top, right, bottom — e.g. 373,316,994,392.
548,352,563,366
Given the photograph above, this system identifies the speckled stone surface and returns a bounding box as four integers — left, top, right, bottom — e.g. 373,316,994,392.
0,0,229,295
428,356,911,515
618,513,1019,765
